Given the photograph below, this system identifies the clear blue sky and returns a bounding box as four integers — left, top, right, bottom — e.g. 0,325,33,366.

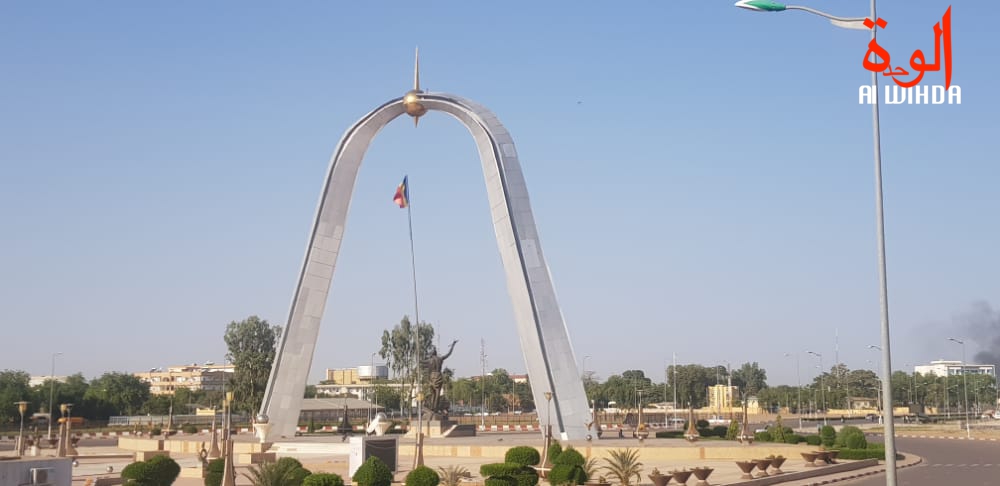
2,2,997,387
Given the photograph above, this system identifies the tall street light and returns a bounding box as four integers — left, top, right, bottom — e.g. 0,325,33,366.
948,338,971,439
15,401,28,456
735,0,898,481
784,353,803,429
807,351,826,425
47,352,63,439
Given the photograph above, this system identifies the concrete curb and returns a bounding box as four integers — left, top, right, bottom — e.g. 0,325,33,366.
778,453,923,486
870,432,1000,442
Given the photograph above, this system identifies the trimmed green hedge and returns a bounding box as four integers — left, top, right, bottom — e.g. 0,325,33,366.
353,456,393,486
835,447,902,460
655,430,684,439
304,473,346,486
203,458,224,486
405,466,440,486
481,464,524,477
820,426,836,447
485,478,518,486
805,435,822,446
505,446,541,467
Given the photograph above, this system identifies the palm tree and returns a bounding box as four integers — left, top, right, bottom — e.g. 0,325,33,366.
601,449,643,486
243,462,295,486
437,465,471,486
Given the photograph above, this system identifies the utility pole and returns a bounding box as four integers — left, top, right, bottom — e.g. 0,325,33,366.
672,353,678,428
480,339,487,430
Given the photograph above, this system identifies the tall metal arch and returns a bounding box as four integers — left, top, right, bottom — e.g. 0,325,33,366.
259,92,589,442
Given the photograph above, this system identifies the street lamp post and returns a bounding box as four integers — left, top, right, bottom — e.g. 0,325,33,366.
735,0,898,482
784,353,803,430
47,352,63,440
15,401,28,456
807,351,826,425
948,338,971,439
868,346,884,424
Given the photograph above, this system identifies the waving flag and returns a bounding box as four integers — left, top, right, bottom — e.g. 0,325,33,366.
393,176,409,208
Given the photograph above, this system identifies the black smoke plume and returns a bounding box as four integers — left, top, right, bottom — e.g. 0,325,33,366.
962,302,1000,367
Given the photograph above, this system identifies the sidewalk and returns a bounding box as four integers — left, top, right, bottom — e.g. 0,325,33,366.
63,436,922,486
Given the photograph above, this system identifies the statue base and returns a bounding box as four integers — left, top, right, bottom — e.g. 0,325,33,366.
406,419,474,438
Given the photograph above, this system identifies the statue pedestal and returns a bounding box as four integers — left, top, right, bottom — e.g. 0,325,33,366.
406,419,455,438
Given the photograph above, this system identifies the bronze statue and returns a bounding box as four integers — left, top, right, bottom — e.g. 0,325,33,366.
422,339,458,418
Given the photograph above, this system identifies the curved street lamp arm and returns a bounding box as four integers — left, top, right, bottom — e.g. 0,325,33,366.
786,5,866,22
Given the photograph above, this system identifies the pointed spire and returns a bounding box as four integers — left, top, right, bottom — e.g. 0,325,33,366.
413,46,421,92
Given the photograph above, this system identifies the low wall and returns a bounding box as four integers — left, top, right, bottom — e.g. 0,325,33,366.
0,457,73,486
419,443,812,461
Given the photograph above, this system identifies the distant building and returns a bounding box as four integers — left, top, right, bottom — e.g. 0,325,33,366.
29,375,68,387
135,363,234,395
318,365,393,401
914,360,996,378
706,384,738,414
324,365,389,385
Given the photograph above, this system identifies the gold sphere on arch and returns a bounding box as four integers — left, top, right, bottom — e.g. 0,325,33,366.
403,90,427,118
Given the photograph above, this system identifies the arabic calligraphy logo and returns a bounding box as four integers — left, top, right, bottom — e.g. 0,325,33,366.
858,5,960,105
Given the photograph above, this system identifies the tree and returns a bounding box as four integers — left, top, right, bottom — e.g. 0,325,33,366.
0,370,32,423
667,364,715,408
379,316,436,414
85,372,150,416
224,315,281,416
731,362,768,397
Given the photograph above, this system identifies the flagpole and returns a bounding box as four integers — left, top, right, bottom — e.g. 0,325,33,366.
404,178,425,467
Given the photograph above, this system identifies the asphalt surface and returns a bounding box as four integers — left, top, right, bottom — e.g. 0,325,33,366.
843,436,1000,486
0,437,119,452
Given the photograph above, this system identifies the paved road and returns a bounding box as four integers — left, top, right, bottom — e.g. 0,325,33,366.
845,436,1000,486
0,437,118,452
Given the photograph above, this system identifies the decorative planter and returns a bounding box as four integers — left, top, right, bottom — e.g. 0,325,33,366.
827,450,840,463
691,467,713,486
768,456,786,474
800,451,818,467
754,458,772,477
815,450,831,465
649,473,673,486
735,461,756,480
670,470,693,486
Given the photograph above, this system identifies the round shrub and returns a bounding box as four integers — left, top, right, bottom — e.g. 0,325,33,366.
182,424,199,434
146,455,181,486
406,466,440,486
203,458,224,486
304,473,346,486
512,469,539,486
274,457,311,486
805,435,822,446
121,461,152,484
711,425,728,438
481,464,524,477
122,455,180,486
486,477,517,486
150,427,162,436
547,441,563,463
548,464,587,486
835,426,868,450
552,447,584,466
820,426,836,448
784,434,804,444
506,446,541,467
754,430,773,442
353,456,393,486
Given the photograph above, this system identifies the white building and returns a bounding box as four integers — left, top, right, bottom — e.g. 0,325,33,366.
914,360,996,377
29,375,68,387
